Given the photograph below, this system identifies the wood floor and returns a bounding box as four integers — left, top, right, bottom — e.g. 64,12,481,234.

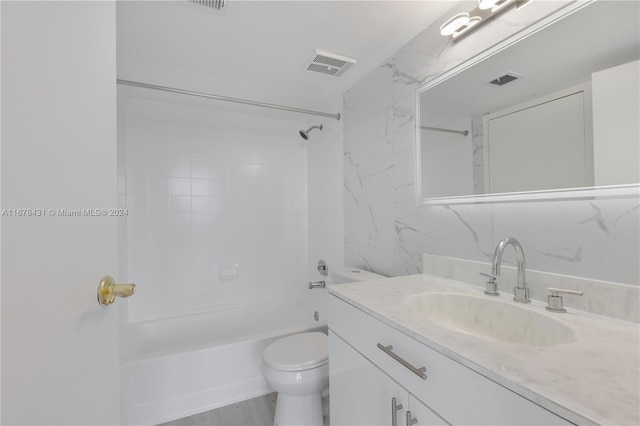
159,393,277,426
159,392,330,426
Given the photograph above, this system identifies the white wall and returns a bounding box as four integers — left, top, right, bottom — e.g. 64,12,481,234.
0,3,4,419
343,1,639,285
592,60,640,186
307,103,344,321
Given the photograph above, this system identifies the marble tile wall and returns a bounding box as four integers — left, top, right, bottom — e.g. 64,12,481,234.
343,1,640,286
422,254,640,323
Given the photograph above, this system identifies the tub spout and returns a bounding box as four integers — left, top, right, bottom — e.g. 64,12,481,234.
308,280,326,290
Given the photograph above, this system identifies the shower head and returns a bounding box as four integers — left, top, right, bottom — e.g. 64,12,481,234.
299,124,323,140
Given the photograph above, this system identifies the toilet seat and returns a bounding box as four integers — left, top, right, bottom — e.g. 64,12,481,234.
263,332,328,372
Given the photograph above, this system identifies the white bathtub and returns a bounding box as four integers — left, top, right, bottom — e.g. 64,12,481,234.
120,300,326,425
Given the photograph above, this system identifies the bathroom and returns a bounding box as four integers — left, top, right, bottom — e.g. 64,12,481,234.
1,0,638,425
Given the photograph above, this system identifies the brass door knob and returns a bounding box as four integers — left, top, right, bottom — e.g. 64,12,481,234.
97,275,136,307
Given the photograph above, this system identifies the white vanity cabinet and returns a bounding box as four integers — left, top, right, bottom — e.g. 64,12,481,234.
330,331,445,426
328,295,573,426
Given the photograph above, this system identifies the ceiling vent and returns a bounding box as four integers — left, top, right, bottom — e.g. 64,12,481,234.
189,0,226,10
307,49,357,77
488,73,520,86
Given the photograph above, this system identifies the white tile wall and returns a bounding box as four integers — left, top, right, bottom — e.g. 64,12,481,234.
343,1,640,286
120,92,320,322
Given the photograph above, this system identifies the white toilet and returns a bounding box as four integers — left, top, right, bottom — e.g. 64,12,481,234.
331,266,387,284
262,267,387,426
262,332,329,426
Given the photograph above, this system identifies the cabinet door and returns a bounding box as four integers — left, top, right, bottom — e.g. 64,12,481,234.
330,295,572,425
409,395,449,426
330,331,408,426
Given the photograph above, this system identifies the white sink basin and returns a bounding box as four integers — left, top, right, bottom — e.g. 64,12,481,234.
408,292,575,347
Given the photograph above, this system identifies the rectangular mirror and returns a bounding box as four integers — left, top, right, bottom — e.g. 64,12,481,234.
416,0,639,204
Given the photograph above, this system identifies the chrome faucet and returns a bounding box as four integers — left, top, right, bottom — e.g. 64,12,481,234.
308,280,326,290
492,237,530,303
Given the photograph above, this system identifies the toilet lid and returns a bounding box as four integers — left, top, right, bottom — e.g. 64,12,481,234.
263,332,329,372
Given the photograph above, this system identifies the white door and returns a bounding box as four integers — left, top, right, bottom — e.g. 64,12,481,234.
485,89,589,193
1,2,120,425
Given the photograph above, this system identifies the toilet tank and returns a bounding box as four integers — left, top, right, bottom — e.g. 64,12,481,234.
331,267,387,284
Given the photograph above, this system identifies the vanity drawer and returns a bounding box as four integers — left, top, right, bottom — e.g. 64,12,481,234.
328,295,572,426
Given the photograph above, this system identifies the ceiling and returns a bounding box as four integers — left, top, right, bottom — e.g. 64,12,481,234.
420,0,640,125
116,0,458,113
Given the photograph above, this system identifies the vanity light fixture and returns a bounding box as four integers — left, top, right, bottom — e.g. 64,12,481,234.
515,0,533,10
451,16,483,39
478,0,499,10
440,12,471,36
442,0,533,41
490,0,514,13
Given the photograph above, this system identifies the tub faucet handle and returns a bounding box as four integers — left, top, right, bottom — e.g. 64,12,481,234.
317,259,328,277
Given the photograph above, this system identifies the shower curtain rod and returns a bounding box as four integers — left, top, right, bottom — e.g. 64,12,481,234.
117,79,341,121
421,125,469,136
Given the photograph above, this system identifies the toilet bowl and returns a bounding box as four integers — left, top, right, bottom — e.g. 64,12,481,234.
262,267,387,425
262,332,329,426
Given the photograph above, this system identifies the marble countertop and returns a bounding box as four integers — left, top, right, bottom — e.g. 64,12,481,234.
329,274,640,426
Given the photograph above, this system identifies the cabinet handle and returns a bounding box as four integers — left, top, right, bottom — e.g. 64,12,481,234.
406,411,418,426
391,397,403,426
377,343,427,380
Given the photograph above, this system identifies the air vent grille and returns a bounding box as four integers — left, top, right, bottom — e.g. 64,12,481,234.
489,74,519,86
307,63,340,76
307,49,357,77
314,54,348,69
190,0,226,10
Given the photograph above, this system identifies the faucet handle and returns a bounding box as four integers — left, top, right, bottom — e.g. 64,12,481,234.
479,272,499,296
546,287,583,313
479,272,497,280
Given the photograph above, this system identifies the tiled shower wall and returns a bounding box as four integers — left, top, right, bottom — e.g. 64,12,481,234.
119,91,335,322
344,1,639,285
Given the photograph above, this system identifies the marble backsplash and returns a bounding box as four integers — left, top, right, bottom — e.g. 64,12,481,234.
422,254,639,323
343,1,640,286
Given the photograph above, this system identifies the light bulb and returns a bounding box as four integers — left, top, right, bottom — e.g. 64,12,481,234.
440,13,471,37
452,16,482,39
479,0,499,10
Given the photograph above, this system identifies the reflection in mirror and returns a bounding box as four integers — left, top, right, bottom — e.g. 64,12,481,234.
418,1,639,202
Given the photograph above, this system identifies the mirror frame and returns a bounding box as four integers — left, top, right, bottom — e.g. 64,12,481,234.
415,0,640,206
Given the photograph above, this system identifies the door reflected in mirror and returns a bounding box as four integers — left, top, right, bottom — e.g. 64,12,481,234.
417,1,639,202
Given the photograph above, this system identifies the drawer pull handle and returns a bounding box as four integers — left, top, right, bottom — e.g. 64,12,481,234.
406,411,418,426
377,343,427,380
391,397,403,426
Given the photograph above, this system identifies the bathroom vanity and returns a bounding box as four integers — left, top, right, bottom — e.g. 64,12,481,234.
328,273,639,425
